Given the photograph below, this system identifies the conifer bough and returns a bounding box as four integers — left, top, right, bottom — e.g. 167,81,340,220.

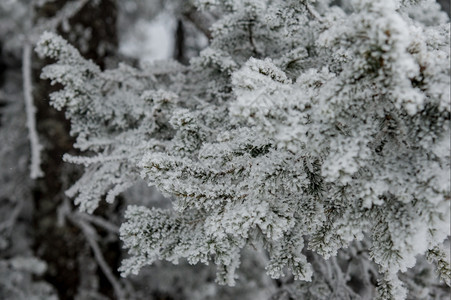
36,0,450,299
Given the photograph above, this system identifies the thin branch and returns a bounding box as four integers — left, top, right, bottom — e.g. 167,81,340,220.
248,22,260,58
303,1,324,23
23,43,44,179
0,202,23,232
30,0,91,43
69,214,126,300
63,153,129,166
183,8,214,40
77,213,120,233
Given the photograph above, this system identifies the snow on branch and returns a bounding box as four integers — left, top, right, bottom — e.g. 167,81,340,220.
35,0,451,298
22,43,43,179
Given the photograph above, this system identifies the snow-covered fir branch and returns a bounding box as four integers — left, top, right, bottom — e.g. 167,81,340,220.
36,0,450,299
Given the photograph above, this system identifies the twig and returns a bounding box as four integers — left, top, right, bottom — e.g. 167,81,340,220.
183,8,214,40
30,0,91,43
304,1,324,23
248,22,260,58
69,214,126,300
77,213,120,233
22,43,44,179
0,201,23,232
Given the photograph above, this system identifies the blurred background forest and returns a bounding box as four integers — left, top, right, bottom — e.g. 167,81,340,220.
0,1,449,299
